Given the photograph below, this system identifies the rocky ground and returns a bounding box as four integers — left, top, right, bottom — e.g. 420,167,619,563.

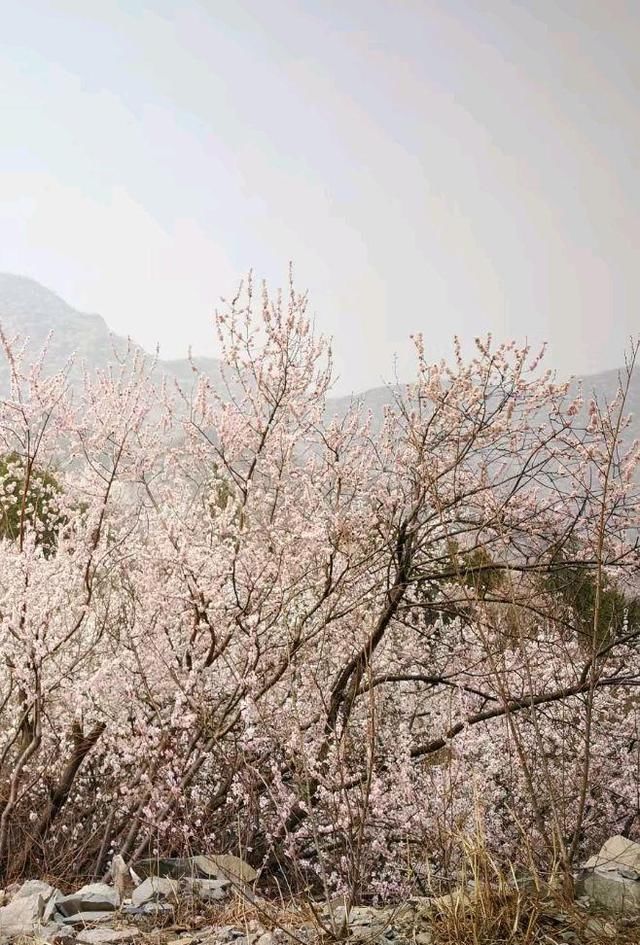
1,838,640,945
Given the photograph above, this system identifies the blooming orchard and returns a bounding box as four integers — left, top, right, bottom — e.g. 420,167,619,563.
0,279,638,897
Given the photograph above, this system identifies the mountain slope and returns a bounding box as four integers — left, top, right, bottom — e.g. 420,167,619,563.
0,272,124,371
0,272,224,392
0,274,637,443
330,367,640,445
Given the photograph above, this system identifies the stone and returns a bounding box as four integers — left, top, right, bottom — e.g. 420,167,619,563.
132,858,192,880
76,930,141,945
192,855,257,884
584,916,617,940
428,887,471,914
119,906,146,918
197,926,246,944
253,934,275,945
55,884,119,918
583,835,640,876
576,869,640,916
58,912,118,927
578,835,640,915
13,880,58,901
181,877,230,903
43,891,65,924
412,933,433,945
33,925,77,945
347,906,382,925
139,901,175,917
132,853,257,886
111,856,130,904
318,903,397,941
131,875,178,907
0,889,48,937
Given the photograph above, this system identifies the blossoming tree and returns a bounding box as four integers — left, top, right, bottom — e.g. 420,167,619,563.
0,279,638,898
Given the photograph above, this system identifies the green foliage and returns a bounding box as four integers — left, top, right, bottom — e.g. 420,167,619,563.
545,563,640,648
458,546,505,599
0,453,64,556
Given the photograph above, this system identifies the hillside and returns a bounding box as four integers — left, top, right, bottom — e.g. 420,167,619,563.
329,370,640,449
0,273,224,394
0,274,637,440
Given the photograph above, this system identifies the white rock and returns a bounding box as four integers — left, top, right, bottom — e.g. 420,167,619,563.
0,890,46,937
13,880,57,901
32,924,77,945
577,869,640,916
59,911,118,927
130,876,178,907
56,883,119,918
181,877,230,903
429,887,472,914
583,835,640,875
77,884,120,907
76,929,141,945
193,855,257,884
579,835,640,915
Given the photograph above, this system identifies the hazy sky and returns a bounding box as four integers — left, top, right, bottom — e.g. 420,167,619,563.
1,1,638,393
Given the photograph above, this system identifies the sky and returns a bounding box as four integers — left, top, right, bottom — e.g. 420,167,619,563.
0,0,638,394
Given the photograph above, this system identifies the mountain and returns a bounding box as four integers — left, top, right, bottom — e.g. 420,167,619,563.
336,366,640,441
0,274,637,443
0,272,123,372
0,273,226,394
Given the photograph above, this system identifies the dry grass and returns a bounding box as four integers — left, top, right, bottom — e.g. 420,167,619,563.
414,832,639,945
7,826,640,945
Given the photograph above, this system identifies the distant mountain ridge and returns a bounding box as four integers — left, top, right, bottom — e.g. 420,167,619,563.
0,274,637,442
0,273,224,393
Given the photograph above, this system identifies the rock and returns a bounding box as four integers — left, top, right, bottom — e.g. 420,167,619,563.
13,880,58,901
428,886,473,914
412,933,433,945
192,855,257,884
132,858,192,880
118,905,145,918
0,889,48,937
0,880,63,935
110,856,130,904
58,912,119,927
318,903,398,941
181,877,230,903
578,835,640,915
253,934,275,945
576,869,640,916
197,927,246,944
56,884,119,918
121,901,176,919
76,929,141,945
584,916,617,940
200,937,246,945
347,906,383,926
583,835,640,876
139,901,175,917
355,907,388,934
132,853,257,887
131,876,178,907
36,926,78,945
43,891,65,924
